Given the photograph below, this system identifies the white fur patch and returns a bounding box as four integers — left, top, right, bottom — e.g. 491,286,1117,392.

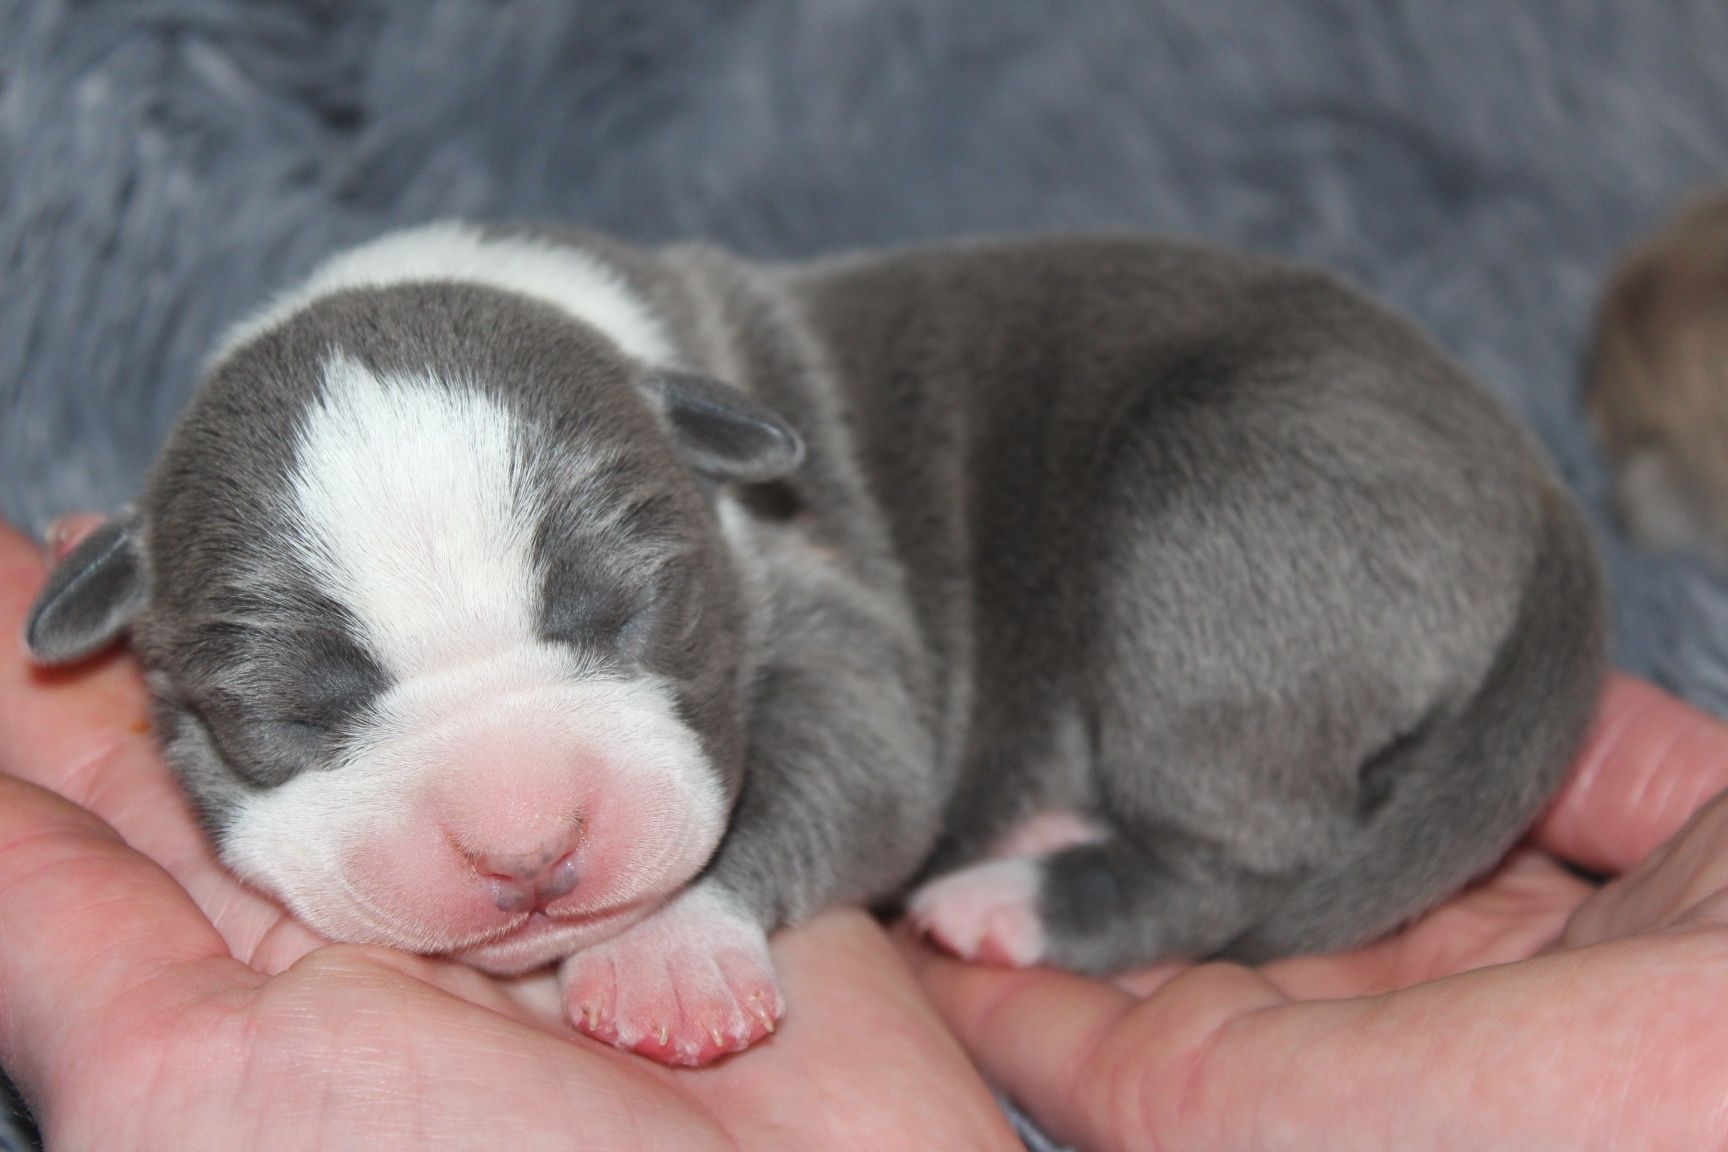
215,220,675,365
289,353,547,677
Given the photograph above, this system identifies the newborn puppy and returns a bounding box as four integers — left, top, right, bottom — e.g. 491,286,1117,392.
25,223,1604,1065
1589,188,1728,562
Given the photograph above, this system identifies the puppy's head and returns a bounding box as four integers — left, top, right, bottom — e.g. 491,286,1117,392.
26,255,801,974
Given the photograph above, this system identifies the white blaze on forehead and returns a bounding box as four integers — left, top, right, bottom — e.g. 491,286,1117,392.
290,354,544,674
215,220,675,365
245,357,731,959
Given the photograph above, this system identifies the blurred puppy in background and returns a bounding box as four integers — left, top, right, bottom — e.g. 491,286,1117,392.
1590,188,1728,562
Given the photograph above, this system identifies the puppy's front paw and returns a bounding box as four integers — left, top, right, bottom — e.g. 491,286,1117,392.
562,884,783,1066
908,857,1046,967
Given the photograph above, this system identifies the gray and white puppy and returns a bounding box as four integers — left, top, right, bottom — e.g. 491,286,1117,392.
25,223,1604,1065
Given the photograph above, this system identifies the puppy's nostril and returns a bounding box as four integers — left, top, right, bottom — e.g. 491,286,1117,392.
487,876,536,914
536,852,580,902
466,839,583,911
455,814,585,912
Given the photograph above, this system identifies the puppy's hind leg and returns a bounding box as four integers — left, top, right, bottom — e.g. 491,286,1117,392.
909,820,1285,972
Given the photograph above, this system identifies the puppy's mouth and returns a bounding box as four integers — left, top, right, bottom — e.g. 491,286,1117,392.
452,898,657,974
480,895,637,941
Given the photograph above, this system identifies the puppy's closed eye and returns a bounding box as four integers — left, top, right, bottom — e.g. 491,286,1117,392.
187,631,387,786
539,555,699,670
285,636,388,734
542,582,636,649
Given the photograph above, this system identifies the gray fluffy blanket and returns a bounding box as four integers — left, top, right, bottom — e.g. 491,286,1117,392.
4,1,1728,1147
11,1,1728,706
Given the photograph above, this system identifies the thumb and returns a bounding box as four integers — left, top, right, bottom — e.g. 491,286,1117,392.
0,772,255,1116
1533,674,1728,875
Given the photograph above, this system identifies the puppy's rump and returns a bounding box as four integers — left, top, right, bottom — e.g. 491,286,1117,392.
1224,479,1603,959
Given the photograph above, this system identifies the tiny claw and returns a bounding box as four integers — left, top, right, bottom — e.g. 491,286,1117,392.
708,1025,726,1049
748,998,777,1034
654,1023,669,1047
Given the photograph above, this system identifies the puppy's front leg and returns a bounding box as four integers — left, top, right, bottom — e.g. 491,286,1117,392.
564,580,943,1065
561,880,782,1065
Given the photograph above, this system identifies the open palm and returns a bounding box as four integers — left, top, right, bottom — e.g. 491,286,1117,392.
11,510,1728,1152
0,522,1020,1151
915,676,1728,1151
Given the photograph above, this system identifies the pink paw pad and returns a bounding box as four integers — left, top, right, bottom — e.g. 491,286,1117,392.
562,885,783,1066
908,857,1046,967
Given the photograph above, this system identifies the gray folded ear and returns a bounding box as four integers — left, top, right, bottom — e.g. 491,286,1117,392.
24,516,150,665
644,369,806,484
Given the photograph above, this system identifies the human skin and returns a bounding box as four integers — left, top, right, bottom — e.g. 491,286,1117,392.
0,520,1021,1152
913,675,1728,1151
8,511,1728,1152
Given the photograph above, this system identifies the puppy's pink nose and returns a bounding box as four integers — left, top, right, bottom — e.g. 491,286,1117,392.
468,841,583,913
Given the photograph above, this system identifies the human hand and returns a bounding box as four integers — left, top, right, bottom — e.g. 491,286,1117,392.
914,674,1728,1151
0,521,1021,1151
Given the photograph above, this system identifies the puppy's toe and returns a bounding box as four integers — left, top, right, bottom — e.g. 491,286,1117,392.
562,884,782,1066
908,858,1046,967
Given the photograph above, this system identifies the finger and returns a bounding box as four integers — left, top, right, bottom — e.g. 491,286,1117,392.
695,911,1023,1151
0,773,255,1106
922,932,1728,1151
1257,848,1591,998
1533,673,1728,875
0,521,320,969
0,520,156,801
916,950,1288,1152
1562,786,1728,948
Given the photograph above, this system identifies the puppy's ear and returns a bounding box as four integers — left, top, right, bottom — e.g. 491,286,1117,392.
25,514,150,665
643,369,805,483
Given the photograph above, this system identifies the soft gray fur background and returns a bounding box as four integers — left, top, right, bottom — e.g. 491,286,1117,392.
4,2,1728,1148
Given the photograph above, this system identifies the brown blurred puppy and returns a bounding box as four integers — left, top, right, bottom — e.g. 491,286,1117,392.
1590,189,1728,561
